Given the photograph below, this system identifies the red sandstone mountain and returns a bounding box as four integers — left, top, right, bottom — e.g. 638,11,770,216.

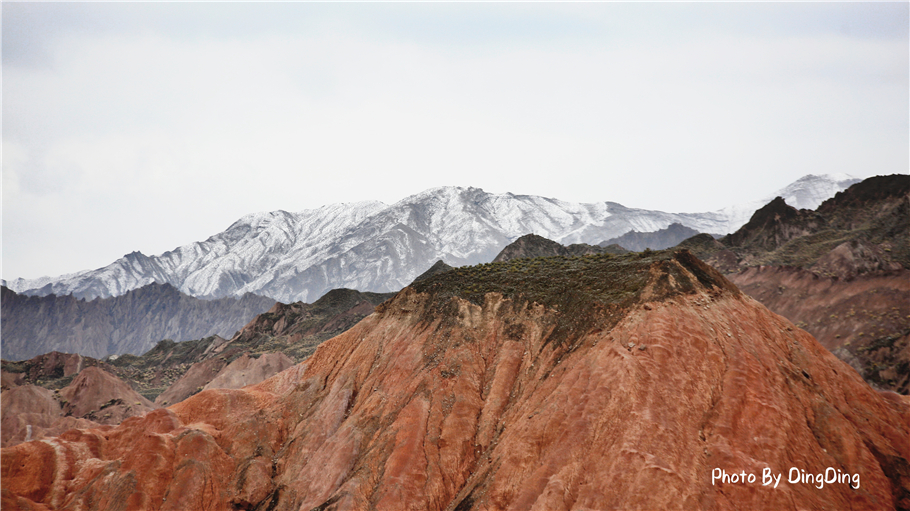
2,250,907,510
1,367,156,448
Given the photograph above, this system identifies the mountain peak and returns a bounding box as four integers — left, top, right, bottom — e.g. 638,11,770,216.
411,260,455,285
723,196,824,252
407,249,739,346
7,175,860,302
818,174,909,214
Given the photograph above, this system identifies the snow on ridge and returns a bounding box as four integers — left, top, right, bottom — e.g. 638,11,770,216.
9,174,859,303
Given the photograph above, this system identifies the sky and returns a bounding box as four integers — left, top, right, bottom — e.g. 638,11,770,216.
3,2,908,281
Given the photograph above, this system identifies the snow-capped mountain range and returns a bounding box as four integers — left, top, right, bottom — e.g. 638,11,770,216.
4,174,860,303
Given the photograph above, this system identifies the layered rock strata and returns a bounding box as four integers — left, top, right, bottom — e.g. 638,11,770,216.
2,250,908,510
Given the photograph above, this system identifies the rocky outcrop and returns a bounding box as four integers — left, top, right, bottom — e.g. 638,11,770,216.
411,260,455,284
203,353,294,391
599,222,700,252
0,352,96,390
705,174,909,277
219,288,395,362
722,196,826,254
677,175,910,393
3,250,907,510
57,367,157,423
492,233,607,262
1,367,156,447
1,283,275,361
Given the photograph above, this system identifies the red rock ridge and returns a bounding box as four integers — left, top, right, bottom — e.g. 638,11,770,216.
203,352,294,391
2,252,908,510
2,367,157,448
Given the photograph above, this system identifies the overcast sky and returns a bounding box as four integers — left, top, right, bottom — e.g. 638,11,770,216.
3,2,908,281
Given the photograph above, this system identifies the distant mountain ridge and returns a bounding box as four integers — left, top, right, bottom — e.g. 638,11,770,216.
0,283,275,361
2,287,394,404
599,222,700,252
5,174,857,304
492,233,616,262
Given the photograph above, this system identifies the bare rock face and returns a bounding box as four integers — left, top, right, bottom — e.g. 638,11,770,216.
57,367,157,424
1,367,156,447
729,266,910,394
1,385,64,447
2,250,908,510
203,352,294,391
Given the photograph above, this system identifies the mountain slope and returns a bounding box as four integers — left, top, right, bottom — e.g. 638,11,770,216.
4,175,857,304
708,174,908,275
679,174,910,393
1,366,157,447
712,173,861,233
1,288,394,406
2,249,907,510
599,222,700,251
1,283,275,361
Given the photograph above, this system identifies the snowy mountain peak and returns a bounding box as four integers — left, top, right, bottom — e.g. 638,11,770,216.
7,174,862,303
774,174,860,210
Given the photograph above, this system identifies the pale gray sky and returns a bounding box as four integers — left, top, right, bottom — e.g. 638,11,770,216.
3,2,908,280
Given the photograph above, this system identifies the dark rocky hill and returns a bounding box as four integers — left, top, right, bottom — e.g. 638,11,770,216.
492,233,616,262
705,174,909,276
1,283,276,361
411,260,455,284
599,222,700,252
676,174,910,393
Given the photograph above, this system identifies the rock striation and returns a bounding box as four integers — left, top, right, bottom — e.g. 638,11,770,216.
1,283,275,361
2,250,907,510
1,367,156,448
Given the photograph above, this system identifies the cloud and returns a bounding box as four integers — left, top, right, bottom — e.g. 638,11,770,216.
2,3,908,279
